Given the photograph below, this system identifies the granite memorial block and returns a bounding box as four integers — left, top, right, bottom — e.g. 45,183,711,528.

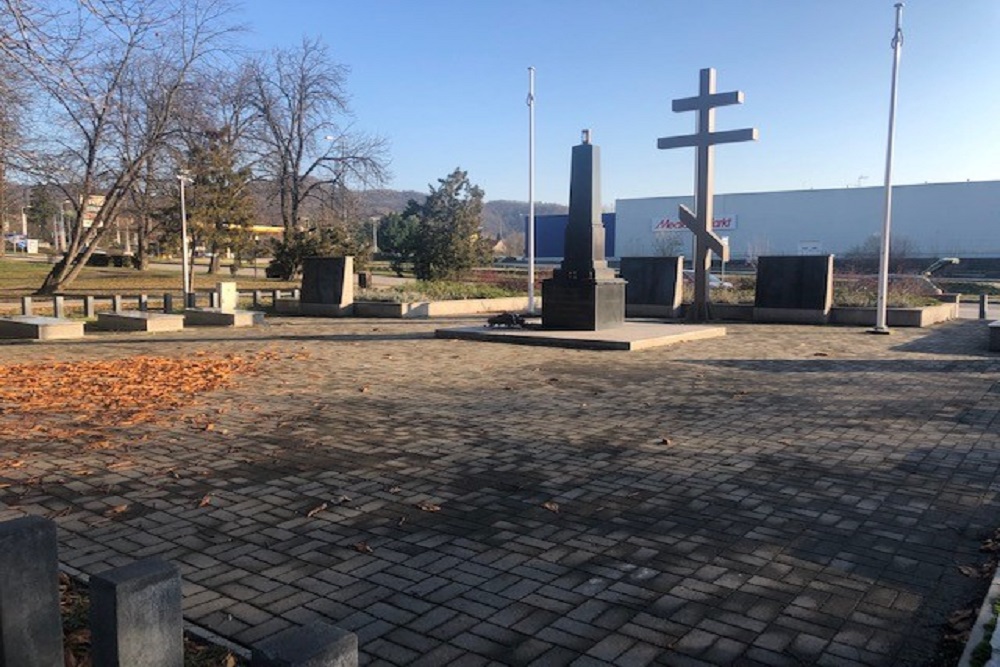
300,256,354,316
90,559,183,667
620,256,683,316
754,255,834,323
542,130,626,330
0,517,64,667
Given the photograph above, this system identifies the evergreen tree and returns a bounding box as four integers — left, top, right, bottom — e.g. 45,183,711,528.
186,127,256,273
410,168,491,281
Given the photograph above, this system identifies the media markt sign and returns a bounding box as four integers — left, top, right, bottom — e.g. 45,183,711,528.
652,214,738,232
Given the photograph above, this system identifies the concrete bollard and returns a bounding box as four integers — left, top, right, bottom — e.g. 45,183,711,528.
138,294,149,312
163,293,174,314
112,295,123,313
253,290,263,308
53,296,65,319
21,296,32,316
292,288,301,300
85,296,97,319
272,290,280,306
0,517,64,667
251,622,358,667
90,559,183,667
980,294,989,320
210,292,219,308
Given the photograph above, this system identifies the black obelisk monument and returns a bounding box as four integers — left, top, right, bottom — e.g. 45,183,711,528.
542,130,626,330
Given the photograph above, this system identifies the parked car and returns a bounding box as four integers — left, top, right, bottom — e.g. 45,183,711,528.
682,270,733,289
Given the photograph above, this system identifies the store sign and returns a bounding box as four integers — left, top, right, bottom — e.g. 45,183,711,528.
81,194,105,229
652,214,738,232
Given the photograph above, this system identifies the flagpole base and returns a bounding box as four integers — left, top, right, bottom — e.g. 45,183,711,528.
867,326,892,335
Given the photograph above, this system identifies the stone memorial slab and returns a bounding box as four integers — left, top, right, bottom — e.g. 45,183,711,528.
95,311,185,332
184,308,263,328
300,257,354,316
620,256,683,317
216,281,239,312
754,255,833,323
542,130,626,330
0,315,85,340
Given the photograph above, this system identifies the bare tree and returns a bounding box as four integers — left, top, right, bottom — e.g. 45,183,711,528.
1,0,239,293
249,36,388,235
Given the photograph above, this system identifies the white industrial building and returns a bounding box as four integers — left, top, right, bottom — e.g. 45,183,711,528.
613,180,1000,261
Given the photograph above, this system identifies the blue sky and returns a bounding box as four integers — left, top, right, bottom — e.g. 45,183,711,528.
235,1,1000,205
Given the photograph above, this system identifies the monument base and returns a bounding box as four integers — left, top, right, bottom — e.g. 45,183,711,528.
542,278,626,331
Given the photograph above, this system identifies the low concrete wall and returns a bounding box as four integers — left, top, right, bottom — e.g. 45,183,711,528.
829,302,957,327
671,302,955,327
351,297,537,319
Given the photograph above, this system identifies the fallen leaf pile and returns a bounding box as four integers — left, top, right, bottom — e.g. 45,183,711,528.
0,354,267,446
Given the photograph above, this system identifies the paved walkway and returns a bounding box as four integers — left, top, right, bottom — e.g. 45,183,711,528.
1,317,999,666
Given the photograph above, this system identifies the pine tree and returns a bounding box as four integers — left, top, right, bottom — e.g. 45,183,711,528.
186,127,256,273
411,168,490,281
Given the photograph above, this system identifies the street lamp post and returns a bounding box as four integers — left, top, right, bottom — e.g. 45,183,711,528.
177,171,193,308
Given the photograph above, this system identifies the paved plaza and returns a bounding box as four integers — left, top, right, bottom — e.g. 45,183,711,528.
1,316,999,666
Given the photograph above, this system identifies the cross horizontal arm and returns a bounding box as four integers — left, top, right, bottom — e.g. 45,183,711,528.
672,90,743,113
657,127,759,150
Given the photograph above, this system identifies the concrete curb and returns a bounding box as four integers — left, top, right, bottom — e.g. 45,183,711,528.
959,565,1000,667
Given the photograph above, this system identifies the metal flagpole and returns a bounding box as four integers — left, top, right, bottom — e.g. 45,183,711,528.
872,3,905,334
527,66,536,314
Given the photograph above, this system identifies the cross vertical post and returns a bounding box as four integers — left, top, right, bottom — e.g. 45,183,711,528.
658,68,757,322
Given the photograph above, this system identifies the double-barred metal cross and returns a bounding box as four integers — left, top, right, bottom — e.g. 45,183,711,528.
658,68,758,322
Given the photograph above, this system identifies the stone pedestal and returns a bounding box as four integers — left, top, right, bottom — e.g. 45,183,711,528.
543,278,626,330
541,132,626,331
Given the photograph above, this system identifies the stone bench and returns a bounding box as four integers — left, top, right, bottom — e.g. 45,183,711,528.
0,315,85,341
94,311,185,333
183,308,263,328
990,321,1000,352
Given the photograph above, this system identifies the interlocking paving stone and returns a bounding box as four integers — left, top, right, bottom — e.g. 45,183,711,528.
2,317,999,665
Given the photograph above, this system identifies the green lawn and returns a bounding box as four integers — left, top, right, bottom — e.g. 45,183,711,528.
0,258,298,298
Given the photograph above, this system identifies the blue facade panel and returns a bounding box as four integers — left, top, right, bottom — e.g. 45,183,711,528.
524,213,616,259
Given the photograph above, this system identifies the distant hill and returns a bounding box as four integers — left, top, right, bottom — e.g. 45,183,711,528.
357,190,568,238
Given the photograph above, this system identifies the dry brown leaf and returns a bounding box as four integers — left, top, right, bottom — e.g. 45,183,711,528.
947,608,976,632
660,437,673,445
813,352,829,357
359,386,370,393
417,501,441,512
104,504,128,517
335,495,351,504
197,494,212,508
388,486,402,494
354,541,374,554
224,654,238,667
957,564,990,578
306,502,328,518
203,423,215,431
542,501,560,513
